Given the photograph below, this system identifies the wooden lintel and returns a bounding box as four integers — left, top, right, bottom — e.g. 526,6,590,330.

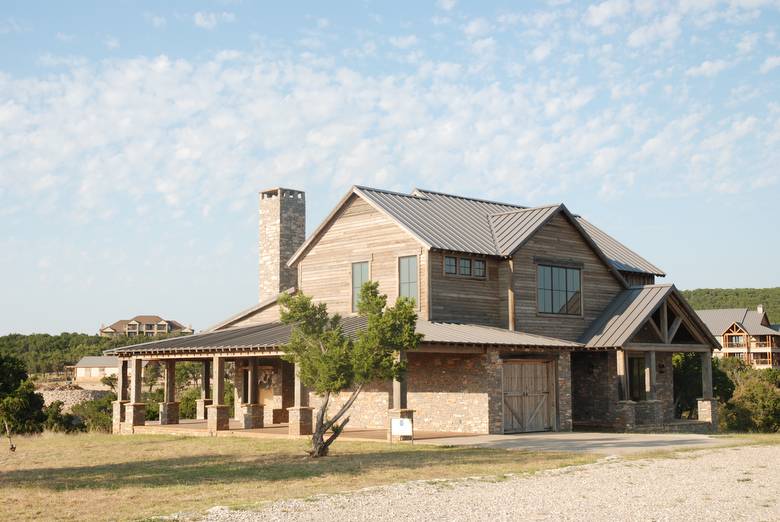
623,343,710,353
416,345,486,354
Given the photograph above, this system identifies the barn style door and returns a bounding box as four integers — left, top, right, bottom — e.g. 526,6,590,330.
502,360,555,433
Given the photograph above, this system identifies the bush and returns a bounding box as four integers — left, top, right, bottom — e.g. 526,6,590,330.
720,371,780,433
144,389,164,421
0,380,46,434
43,401,85,433
179,387,201,419
71,393,116,432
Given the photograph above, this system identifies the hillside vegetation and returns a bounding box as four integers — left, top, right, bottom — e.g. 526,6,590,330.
681,288,780,322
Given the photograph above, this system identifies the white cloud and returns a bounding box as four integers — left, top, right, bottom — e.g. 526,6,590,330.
389,35,418,49
686,59,729,77
0,18,25,35
56,32,74,42
145,13,167,28
464,18,491,37
737,32,759,54
193,11,236,30
105,37,120,50
627,13,681,48
437,0,457,11
760,55,780,73
530,41,554,62
584,0,630,31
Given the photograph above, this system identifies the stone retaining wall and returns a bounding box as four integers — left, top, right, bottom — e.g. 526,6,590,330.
40,389,109,412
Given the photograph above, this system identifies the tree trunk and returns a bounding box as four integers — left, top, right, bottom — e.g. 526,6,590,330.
309,384,363,458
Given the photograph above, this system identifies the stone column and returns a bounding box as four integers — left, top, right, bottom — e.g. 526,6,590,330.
616,350,628,400
697,351,718,432
112,359,129,434
242,357,264,429
124,357,146,428
207,356,229,432
287,364,313,436
196,359,212,420
233,361,245,420
159,359,179,425
388,350,414,441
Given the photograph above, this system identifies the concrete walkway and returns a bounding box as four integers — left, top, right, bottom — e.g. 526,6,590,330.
419,431,724,455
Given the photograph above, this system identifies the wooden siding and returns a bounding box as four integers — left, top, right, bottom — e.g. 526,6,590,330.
223,303,281,329
511,213,624,342
299,194,429,317
429,252,502,327
621,271,656,286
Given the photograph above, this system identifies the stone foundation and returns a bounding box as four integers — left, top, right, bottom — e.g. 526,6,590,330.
241,403,264,429
206,405,230,432
159,402,180,425
697,398,719,433
287,406,313,436
124,403,146,429
112,400,128,434
196,398,212,420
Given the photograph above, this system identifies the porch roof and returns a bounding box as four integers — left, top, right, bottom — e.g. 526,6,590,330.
104,317,582,357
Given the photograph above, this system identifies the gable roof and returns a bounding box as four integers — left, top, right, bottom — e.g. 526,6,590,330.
75,356,119,368
581,284,719,349
287,186,662,279
696,308,780,337
105,317,581,357
206,287,294,332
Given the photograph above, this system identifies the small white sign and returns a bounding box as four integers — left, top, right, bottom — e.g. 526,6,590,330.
391,417,413,437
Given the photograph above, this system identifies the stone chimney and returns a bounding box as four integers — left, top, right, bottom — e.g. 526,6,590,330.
757,304,765,314
259,188,305,302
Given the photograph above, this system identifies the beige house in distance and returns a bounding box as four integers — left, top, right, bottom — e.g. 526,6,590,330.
107,186,719,437
100,315,193,338
697,306,780,368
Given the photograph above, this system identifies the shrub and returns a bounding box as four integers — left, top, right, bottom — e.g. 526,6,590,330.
71,393,116,432
144,389,164,421
179,387,201,419
720,372,780,433
43,401,85,433
0,380,46,434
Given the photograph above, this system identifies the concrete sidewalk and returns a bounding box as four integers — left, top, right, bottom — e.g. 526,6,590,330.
418,431,725,455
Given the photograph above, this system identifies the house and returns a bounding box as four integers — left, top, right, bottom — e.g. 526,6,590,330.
697,306,780,368
106,186,719,436
100,315,194,338
70,356,145,389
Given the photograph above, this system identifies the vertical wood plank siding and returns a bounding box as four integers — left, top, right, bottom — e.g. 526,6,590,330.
223,304,281,329
512,213,623,341
429,252,502,327
299,195,429,317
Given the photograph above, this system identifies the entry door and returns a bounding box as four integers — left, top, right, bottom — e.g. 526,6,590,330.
503,361,555,433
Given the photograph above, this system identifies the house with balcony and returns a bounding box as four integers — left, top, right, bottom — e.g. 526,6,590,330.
106,186,718,437
697,306,780,368
100,315,193,338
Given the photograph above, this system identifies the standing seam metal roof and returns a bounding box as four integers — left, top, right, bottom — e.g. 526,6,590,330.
696,308,780,337
105,317,582,356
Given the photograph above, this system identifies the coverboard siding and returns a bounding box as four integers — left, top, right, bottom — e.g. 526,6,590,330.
299,195,428,317
512,213,623,341
429,252,502,327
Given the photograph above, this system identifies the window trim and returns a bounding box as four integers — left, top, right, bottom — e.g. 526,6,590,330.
535,262,584,318
350,260,371,313
397,254,420,308
442,254,488,280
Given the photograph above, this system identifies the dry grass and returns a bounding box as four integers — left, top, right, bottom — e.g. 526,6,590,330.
0,433,595,521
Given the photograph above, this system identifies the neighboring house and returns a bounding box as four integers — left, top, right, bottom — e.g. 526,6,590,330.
69,356,147,390
107,186,718,436
697,306,780,368
100,315,193,338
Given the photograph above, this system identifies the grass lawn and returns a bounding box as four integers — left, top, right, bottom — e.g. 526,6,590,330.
0,433,596,521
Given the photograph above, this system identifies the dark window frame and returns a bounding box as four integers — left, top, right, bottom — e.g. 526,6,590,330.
398,255,419,304
443,255,487,279
351,261,370,313
536,264,582,316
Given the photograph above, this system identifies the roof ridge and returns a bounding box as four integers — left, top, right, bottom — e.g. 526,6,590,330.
488,203,561,218
354,185,429,200
412,187,527,208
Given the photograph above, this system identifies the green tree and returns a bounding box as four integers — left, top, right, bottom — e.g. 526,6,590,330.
0,354,27,397
71,393,116,432
0,380,46,435
43,401,85,433
143,362,161,393
673,353,733,419
279,281,422,457
721,372,780,432
100,374,118,393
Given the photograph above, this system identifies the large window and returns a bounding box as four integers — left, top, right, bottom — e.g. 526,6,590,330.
398,255,418,303
351,261,369,312
537,265,581,315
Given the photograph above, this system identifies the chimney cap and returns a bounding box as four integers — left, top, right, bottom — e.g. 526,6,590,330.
260,187,305,198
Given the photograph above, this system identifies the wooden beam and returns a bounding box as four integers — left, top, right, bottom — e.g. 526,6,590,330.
624,343,710,353
646,318,665,344
668,317,683,344
660,302,668,344
507,258,516,331
616,350,628,400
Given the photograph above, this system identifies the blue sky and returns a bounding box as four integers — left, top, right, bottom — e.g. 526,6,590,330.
1,1,779,335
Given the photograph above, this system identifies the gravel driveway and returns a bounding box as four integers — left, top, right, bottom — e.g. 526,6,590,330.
202,445,779,521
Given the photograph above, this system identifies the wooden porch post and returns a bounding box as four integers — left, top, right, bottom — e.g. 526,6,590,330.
700,351,713,399
507,259,516,331
644,351,657,400
288,364,313,436
159,360,179,425
112,359,129,434
242,357,264,429
206,356,229,431
389,350,413,441
196,359,212,420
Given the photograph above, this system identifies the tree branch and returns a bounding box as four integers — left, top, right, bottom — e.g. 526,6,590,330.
323,383,363,432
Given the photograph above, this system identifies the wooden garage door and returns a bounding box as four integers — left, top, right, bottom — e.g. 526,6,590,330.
503,361,555,433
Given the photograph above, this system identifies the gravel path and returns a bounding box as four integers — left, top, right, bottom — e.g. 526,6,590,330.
202,446,780,521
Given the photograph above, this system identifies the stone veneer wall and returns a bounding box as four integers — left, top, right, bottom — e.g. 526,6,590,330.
259,188,305,302
308,349,571,434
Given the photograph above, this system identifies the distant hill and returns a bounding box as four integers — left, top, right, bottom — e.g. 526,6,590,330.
681,288,780,323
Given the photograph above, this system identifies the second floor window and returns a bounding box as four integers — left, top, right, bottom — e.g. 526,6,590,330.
537,264,581,315
444,256,457,274
398,255,418,303
352,261,369,312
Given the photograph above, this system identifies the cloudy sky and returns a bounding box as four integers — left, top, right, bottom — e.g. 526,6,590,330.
1,1,779,335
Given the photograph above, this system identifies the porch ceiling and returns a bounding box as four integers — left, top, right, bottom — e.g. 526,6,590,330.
104,317,582,358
